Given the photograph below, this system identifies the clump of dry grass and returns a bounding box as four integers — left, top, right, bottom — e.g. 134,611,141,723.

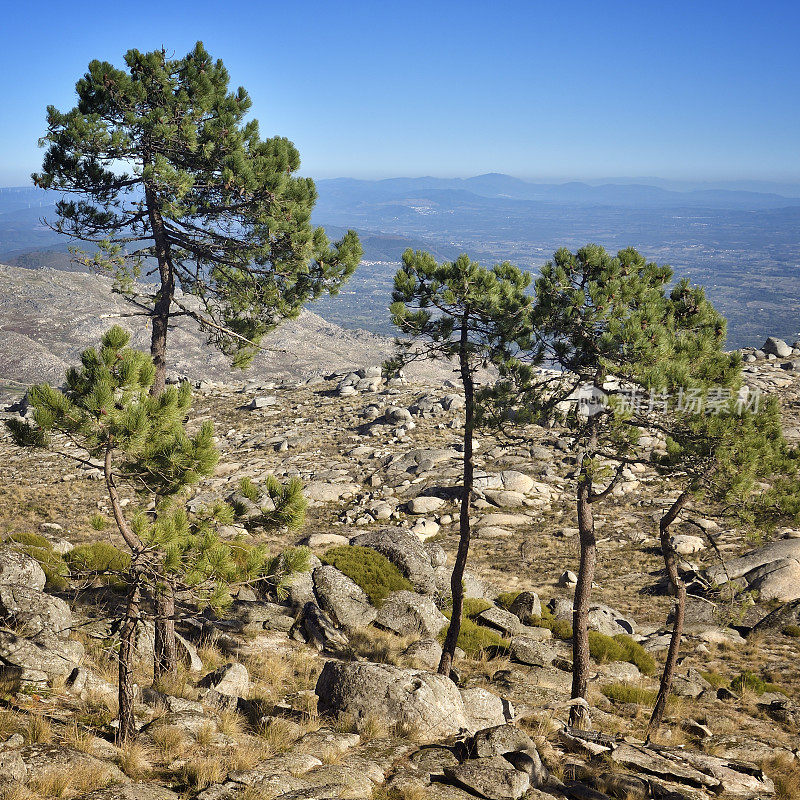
358,713,389,740
198,640,225,670
227,739,263,772
216,709,244,737
25,714,53,744
256,716,299,755
153,665,198,700
180,755,227,792
195,721,216,747
116,741,153,779
149,723,188,761
0,710,23,739
347,628,410,665
27,763,115,798
60,720,96,753
766,753,800,800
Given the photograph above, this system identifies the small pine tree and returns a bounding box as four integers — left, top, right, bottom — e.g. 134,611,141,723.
389,250,533,676
6,327,307,742
645,380,789,737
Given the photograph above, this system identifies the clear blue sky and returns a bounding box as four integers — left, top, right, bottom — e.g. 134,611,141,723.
1,0,798,186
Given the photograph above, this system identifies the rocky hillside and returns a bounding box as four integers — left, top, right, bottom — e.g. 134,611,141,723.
0,263,448,406
0,337,799,800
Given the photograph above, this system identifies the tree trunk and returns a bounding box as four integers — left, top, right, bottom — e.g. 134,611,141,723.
153,578,177,682
647,491,690,740
569,468,596,728
144,184,174,396
117,576,141,745
439,320,474,677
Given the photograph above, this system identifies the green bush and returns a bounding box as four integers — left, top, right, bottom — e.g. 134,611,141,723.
730,671,784,696
322,546,412,606
439,612,509,658
5,532,69,591
588,632,656,676
443,598,493,619
699,670,728,689
781,624,800,638
65,541,131,574
601,683,659,706
495,591,521,610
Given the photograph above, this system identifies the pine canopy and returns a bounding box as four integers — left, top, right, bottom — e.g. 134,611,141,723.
34,42,362,376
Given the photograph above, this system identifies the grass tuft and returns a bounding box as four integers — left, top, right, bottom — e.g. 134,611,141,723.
439,613,508,658
601,683,659,706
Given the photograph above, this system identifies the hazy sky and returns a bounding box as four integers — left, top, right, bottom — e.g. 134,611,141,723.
1,0,798,186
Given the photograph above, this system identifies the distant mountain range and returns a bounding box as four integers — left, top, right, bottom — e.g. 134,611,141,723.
2,177,799,351
315,173,800,212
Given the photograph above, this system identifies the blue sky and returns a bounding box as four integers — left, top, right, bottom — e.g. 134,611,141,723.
1,0,798,185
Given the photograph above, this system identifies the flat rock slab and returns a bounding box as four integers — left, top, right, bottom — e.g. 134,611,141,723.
444,755,530,800
707,538,800,583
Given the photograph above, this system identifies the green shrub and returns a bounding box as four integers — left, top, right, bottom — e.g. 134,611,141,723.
439,613,509,658
699,670,728,689
443,598,493,619
5,532,69,591
65,541,131,574
322,546,412,606
588,632,656,676
781,624,800,638
601,683,659,706
730,671,784,696
495,591,521,610
64,542,131,590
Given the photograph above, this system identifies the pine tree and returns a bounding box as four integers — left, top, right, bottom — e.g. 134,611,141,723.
644,350,789,737
6,327,308,742
505,245,731,727
389,250,533,676
31,42,357,674
33,41,362,393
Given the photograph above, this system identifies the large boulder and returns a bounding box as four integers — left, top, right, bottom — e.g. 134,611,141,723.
0,629,83,683
707,539,800,602
198,662,249,710
460,687,512,729
312,565,376,631
316,661,472,743
374,590,447,638
350,528,437,594
0,547,46,592
763,337,792,358
0,584,72,638
444,756,530,800
508,591,542,622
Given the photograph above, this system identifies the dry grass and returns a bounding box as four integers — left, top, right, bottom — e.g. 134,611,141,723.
766,753,800,800
0,710,23,738
195,721,216,746
60,721,96,753
216,709,244,737
358,713,390,740
180,755,227,792
198,640,225,670
27,763,116,798
256,716,299,755
116,741,153,779
153,666,198,701
25,714,53,744
149,724,188,761
227,739,264,772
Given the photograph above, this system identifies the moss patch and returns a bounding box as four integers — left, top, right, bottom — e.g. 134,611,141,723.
322,546,413,606
495,591,521,610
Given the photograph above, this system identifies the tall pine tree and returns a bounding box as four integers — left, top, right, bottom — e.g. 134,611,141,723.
389,250,533,676
33,41,362,391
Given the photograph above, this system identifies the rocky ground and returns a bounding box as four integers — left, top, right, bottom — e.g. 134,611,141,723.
0,331,799,800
